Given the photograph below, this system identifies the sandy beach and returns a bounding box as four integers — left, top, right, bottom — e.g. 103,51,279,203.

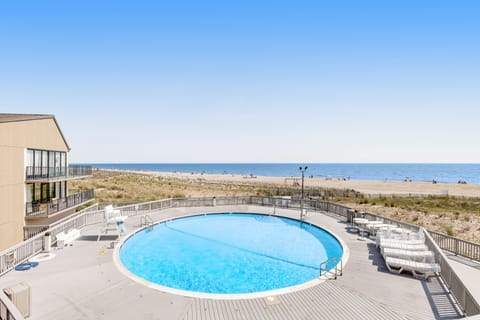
74,169,480,242
123,170,480,198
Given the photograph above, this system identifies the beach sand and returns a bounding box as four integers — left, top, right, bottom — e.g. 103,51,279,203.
127,170,480,198
84,169,480,242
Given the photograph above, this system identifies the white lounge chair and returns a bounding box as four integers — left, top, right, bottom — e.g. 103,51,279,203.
56,229,81,247
382,248,434,263
380,243,429,253
377,237,425,248
97,205,128,241
385,257,440,279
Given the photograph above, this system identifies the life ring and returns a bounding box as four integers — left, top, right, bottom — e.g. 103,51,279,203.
14,261,39,271
15,263,31,271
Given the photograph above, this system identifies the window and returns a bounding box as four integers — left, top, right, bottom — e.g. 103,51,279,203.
60,152,66,175
34,150,41,177
26,148,67,178
26,150,34,167
25,184,33,203
34,183,41,202
49,151,55,174
55,152,61,176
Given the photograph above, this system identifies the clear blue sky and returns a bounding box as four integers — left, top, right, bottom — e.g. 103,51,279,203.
1,0,479,163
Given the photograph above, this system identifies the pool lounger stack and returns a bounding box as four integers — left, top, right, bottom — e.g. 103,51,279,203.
384,257,440,280
378,237,440,280
382,248,434,263
377,237,426,248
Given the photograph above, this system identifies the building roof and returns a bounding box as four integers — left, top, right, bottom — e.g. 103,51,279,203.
0,113,55,123
0,113,71,151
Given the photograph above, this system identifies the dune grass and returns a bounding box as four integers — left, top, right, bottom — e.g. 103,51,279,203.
69,169,270,204
69,169,480,242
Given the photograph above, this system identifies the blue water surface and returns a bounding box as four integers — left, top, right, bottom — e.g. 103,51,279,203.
79,163,480,184
119,213,343,294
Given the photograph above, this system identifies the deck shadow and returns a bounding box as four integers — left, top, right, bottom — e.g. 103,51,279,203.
366,244,463,319
79,235,119,241
421,276,463,320
366,242,390,274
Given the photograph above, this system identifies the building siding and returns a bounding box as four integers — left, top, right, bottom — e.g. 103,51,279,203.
0,118,69,251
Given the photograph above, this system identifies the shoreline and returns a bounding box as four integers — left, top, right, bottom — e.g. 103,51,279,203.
99,169,480,198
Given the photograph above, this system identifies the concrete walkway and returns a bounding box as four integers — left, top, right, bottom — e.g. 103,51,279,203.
0,205,466,320
446,253,480,304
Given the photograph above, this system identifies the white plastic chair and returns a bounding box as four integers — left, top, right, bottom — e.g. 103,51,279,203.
97,205,128,241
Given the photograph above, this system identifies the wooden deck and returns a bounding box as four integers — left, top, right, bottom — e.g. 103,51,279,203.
0,205,463,320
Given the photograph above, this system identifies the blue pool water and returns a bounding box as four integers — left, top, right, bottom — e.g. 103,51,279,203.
119,213,343,294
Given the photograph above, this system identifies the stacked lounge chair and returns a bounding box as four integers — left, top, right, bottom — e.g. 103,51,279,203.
382,248,434,262
384,257,441,280
377,232,440,280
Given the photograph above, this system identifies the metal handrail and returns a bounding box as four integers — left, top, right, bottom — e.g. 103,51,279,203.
25,189,94,217
0,288,25,320
25,165,92,180
429,230,480,262
140,215,154,230
319,256,343,279
423,228,480,316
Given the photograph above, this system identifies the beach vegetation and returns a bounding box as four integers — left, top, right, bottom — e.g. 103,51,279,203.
444,226,455,236
75,201,95,212
69,169,480,243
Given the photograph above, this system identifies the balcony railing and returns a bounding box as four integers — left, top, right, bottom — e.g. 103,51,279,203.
25,189,95,218
68,165,93,177
25,165,92,181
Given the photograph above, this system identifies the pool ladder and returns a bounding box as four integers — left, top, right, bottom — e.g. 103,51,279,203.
319,256,343,279
140,215,154,231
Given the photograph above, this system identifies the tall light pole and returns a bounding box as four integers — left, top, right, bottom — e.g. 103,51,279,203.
299,166,308,220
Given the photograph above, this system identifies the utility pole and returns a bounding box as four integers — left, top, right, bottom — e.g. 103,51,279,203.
299,166,308,220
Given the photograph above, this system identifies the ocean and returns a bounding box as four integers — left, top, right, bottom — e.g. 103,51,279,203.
78,163,480,184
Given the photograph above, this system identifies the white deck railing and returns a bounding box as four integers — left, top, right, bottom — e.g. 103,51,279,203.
0,288,25,320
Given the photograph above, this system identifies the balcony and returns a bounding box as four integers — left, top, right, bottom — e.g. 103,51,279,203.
25,165,92,182
25,189,94,218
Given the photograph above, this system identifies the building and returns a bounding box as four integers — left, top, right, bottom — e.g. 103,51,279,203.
0,114,93,251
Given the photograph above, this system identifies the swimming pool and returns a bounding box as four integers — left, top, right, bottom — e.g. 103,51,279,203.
118,213,343,296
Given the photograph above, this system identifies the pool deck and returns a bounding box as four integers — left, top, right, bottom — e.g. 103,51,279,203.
0,205,472,320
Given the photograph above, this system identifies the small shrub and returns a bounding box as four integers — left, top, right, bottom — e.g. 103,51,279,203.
75,201,95,212
172,192,185,198
444,226,454,236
